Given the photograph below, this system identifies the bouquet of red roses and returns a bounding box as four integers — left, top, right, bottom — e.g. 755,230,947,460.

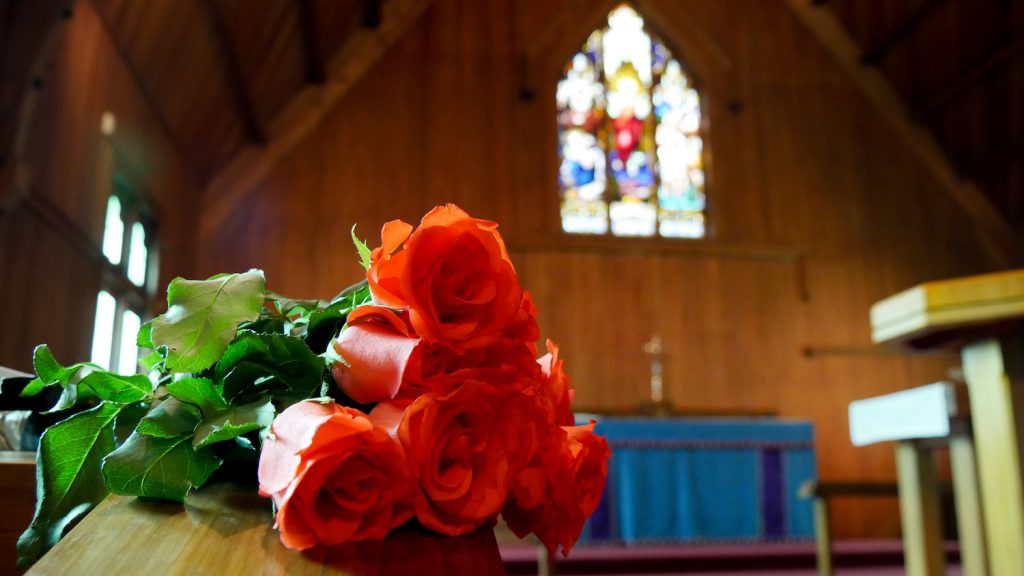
259,204,609,554
10,204,608,569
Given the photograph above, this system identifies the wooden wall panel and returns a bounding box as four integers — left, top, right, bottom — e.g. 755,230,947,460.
189,0,997,538
0,0,199,371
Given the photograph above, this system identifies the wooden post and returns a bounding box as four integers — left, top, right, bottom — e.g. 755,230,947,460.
948,435,988,576
894,441,945,576
812,495,833,576
961,334,1024,575
537,544,556,576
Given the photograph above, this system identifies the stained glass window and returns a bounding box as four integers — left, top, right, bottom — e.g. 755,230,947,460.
557,4,706,238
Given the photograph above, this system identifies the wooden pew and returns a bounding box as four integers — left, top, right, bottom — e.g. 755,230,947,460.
0,452,35,576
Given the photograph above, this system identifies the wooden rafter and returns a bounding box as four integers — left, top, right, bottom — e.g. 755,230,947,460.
89,0,200,185
199,0,434,238
861,0,946,65
363,0,382,29
917,35,1024,118
201,0,266,145
785,0,1020,267
296,0,326,84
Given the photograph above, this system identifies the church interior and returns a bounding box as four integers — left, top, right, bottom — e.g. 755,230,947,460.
1,0,1023,574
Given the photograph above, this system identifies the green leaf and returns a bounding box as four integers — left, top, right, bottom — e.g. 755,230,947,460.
216,332,324,402
137,321,154,349
157,378,274,448
238,316,286,335
81,372,153,404
150,269,266,373
305,283,372,353
193,397,275,448
139,350,165,372
351,225,372,270
102,431,221,503
16,403,121,569
18,377,45,398
137,398,201,438
24,345,99,412
114,403,150,446
166,377,226,414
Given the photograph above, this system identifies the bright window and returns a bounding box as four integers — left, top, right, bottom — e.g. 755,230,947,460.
90,182,156,374
557,4,707,238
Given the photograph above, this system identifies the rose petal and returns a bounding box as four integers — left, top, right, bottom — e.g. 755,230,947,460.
258,401,341,496
332,323,420,403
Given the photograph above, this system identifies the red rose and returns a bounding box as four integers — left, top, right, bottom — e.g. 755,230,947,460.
258,401,412,549
398,338,542,400
367,204,539,349
503,422,610,558
538,339,575,426
386,379,536,536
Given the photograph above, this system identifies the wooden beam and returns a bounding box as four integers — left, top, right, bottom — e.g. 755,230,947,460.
861,0,946,65
199,0,434,238
785,0,1020,267
88,0,199,186
363,0,382,29
296,0,326,84
201,0,266,145
917,35,1024,118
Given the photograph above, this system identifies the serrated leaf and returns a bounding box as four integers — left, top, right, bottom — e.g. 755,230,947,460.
139,350,165,372
81,372,153,404
137,321,154,349
114,403,150,446
150,270,266,373
16,403,121,569
352,225,372,270
193,397,275,448
215,332,324,401
304,283,372,353
18,377,45,398
137,398,201,438
102,431,221,502
166,377,226,414
24,346,99,412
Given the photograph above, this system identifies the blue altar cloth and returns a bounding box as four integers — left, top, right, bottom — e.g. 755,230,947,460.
581,417,817,544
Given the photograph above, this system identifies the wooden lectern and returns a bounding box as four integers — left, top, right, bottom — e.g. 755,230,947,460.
871,269,1024,576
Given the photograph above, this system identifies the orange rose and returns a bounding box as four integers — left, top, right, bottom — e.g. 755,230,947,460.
390,380,535,536
367,204,539,349
331,305,420,403
503,422,610,558
258,401,412,550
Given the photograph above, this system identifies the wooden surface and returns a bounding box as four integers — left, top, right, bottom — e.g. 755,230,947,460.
870,269,1024,345
948,435,988,576
894,441,945,576
27,483,506,576
0,452,36,576
961,335,1024,576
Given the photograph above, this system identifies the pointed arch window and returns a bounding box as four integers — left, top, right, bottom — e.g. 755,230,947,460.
557,4,706,238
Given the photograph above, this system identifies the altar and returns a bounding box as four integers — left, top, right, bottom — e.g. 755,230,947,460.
581,417,817,545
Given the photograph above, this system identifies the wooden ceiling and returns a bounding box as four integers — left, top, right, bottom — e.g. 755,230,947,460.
827,0,1024,240
3,0,1022,259
88,0,379,181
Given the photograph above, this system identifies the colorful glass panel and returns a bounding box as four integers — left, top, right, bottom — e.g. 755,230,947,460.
557,4,706,238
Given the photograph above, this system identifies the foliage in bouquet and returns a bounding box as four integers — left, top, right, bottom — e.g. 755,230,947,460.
5,204,609,568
